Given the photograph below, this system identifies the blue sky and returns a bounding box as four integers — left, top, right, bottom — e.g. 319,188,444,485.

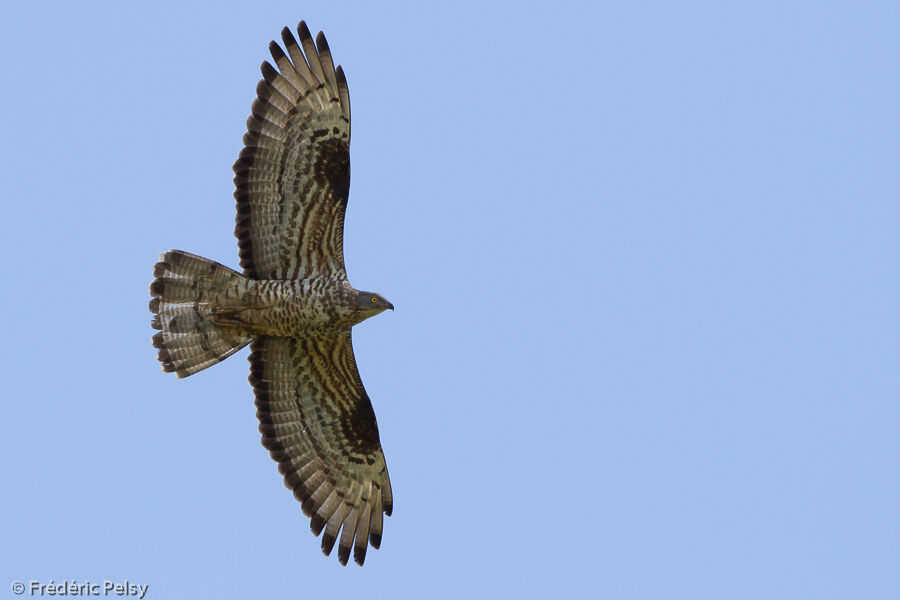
2,1,898,598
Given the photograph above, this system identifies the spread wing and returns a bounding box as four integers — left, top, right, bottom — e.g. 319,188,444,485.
251,332,393,566
234,21,352,281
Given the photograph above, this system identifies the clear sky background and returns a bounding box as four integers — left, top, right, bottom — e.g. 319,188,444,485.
2,1,898,598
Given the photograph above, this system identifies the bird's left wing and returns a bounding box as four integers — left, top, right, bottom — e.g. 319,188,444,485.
250,332,392,566
234,21,352,281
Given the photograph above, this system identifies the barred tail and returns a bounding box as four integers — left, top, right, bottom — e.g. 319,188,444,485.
149,250,253,378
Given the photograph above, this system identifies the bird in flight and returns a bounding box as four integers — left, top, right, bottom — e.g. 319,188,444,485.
149,21,393,566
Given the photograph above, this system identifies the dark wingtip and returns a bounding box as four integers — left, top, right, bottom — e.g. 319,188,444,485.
315,31,329,52
353,544,367,566
261,61,278,83
337,542,351,566
281,26,298,50
370,531,382,549
300,496,316,517
310,515,326,536
321,531,337,556
297,20,313,43
268,40,285,63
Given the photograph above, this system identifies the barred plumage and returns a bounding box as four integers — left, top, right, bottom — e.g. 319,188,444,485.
149,21,394,566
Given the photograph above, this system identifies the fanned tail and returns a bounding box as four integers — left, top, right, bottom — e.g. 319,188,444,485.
149,250,253,378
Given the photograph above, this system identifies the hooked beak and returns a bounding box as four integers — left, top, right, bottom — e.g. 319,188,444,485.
385,301,394,311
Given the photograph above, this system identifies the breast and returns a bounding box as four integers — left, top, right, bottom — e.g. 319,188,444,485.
247,279,356,335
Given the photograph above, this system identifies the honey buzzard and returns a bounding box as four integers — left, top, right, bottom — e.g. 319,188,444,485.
149,21,393,566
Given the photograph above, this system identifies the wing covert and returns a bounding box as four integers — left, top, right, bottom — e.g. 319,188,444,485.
234,21,351,281
250,332,392,566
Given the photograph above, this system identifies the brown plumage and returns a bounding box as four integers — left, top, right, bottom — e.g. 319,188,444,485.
149,21,394,566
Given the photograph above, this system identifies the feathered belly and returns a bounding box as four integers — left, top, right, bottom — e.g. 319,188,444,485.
211,279,352,336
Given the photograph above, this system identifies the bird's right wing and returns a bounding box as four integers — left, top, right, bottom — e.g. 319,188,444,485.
234,21,352,281
250,332,392,566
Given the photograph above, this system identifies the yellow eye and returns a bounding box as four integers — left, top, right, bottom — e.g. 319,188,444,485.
371,296,378,303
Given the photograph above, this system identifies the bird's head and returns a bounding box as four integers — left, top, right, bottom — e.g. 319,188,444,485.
353,290,394,320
